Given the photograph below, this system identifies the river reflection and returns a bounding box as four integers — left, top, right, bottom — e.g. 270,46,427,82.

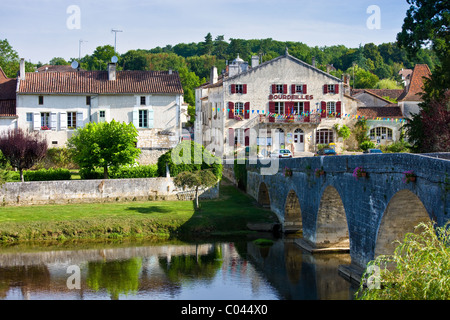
0,239,357,300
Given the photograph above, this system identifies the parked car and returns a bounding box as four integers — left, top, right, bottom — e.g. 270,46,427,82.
270,149,293,158
364,149,383,154
315,148,338,156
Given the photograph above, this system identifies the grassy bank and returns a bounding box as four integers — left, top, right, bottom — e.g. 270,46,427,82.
0,180,278,243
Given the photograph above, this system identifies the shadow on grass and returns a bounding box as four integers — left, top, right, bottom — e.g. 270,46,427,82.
125,206,174,214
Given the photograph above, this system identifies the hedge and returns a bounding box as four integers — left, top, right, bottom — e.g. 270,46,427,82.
79,165,158,180
5,168,72,182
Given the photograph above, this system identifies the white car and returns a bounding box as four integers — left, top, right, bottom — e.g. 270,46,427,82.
270,149,293,158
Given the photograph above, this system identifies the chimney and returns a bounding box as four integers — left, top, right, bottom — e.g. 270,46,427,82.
312,57,316,68
19,58,26,81
107,63,116,81
210,66,218,84
251,56,259,68
169,69,173,75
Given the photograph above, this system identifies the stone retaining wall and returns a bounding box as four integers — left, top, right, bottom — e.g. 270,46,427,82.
0,177,218,206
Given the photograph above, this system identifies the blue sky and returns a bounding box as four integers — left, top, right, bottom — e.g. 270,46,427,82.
1,0,411,63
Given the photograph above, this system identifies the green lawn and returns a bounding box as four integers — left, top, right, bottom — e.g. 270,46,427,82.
0,181,278,243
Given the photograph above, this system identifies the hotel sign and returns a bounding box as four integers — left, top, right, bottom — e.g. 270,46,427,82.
269,94,314,101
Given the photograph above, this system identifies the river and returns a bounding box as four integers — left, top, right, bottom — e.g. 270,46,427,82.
0,237,358,300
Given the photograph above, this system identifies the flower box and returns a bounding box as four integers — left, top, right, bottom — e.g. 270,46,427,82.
403,170,416,184
284,167,293,177
315,168,325,177
353,166,367,179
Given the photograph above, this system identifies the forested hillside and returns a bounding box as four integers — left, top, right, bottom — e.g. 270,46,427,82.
0,34,439,113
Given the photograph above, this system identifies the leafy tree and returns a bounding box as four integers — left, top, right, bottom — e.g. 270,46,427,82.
357,222,450,300
67,120,141,179
203,33,214,56
398,0,449,152
81,45,118,71
49,57,69,65
373,79,403,90
352,119,370,147
173,169,218,209
348,65,380,88
0,128,47,182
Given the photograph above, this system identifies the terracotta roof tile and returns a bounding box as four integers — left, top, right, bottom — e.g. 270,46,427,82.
352,89,405,101
357,106,403,119
0,100,16,117
18,70,183,95
399,64,431,102
37,65,85,72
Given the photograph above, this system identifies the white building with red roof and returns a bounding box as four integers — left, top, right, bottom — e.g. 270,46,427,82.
16,59,184,164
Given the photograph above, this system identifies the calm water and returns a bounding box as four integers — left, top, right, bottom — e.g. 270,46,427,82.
0,238,357,300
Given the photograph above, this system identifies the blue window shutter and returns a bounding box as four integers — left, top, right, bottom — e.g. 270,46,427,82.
148,109,154,128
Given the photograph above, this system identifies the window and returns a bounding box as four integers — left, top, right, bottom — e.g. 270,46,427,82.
139,110,148,128
234,102,244,116
327,85,335,94
235,85,243,93
26,113,33,122
316,129,334,145
326,102,336,115
99,110,106,123
140,96,146,106
274,102,284,114
293,102,304,114
295,85,304,93
41,112,50,129
86,96,91,105
370,127,393,140
275,85,284,93
67,112,77,129
38,96,44,105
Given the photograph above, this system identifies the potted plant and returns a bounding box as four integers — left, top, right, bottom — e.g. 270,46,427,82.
315,168,325,177
284,166,293,177
403,170,416,183
234,114,244,121
353,166,367,179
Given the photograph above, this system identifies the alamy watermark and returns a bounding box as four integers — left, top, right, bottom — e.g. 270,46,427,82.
66,5,81,30
366,5,381,30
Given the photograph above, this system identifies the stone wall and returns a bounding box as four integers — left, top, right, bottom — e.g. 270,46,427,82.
0,177,218,206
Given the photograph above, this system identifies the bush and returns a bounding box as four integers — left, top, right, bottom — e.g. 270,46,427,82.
359,140,376,151
157,141,222,180
357,222,450,300
380,141,411,153
80,165,158,180
24,168,72,181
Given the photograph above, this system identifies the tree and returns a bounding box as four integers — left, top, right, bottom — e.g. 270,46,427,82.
397,0,449,152
67,120,141,179
203,33,213,56
0,128,47,182
173,170,218,209
49,57,69,65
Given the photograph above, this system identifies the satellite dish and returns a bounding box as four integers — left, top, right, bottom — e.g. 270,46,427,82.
71,61,79,69
111,56,118,63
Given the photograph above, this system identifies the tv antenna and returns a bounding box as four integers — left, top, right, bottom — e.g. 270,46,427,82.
111,29,123,53
79,39,88,60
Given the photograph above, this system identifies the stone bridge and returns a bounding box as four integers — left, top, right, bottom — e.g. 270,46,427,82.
244,153,450,273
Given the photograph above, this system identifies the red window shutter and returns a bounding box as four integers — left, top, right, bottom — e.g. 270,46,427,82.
244,102,250,119
272,84,276,94
269,101,275,123
291,84,296,94
336,101,342,118
304,102,310,123
231,84,236,94
243,84,247,94
245,128,250,146
323,85,328,94
283,84,288,94
228,102,234,119
321,101,327,118
228,128,235,147
335,84,339,94
303,84,307,94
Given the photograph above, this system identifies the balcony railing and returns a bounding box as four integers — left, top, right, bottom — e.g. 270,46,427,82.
259,113,321,124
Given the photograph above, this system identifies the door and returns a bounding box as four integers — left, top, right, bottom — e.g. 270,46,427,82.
294,129,304,152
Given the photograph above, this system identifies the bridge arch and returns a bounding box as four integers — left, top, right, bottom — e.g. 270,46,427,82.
375,189,431,257
257,182,271,209
316,186,349,249
284,190,302,233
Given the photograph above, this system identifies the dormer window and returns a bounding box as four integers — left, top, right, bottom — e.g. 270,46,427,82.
140,96,146,105
38,96,44,105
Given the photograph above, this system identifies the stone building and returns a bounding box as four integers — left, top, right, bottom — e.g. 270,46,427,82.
195,50,358,158
15,59,184,164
